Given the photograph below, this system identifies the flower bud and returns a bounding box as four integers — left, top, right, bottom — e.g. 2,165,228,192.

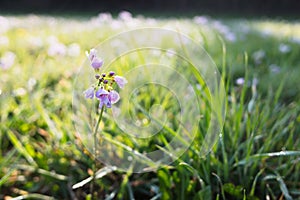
109,71,115,76
95,74,100,79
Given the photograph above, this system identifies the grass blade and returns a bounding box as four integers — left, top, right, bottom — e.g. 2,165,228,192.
263,174,293,200
6,130,37,167
15,164,68,181
235,151,300,166
9,193,55,200
72,166,117,189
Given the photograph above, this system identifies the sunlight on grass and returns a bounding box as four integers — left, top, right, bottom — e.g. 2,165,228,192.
0,13,299,199
252,20,300,41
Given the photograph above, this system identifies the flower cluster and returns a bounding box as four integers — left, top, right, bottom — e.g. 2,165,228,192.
83,49,127,108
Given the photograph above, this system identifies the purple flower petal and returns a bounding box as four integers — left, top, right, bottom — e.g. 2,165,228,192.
105,98,112,108
91,57,103,70
83,87,94,99
99,100,104,108
96,88,112,108
86,49,103,70
108,90,120,104
87,48,97,61
98,95,111,108
95,88,109,98
114,75,128,89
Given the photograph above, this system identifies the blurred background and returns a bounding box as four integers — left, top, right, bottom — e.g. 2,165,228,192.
1,0,300,16
1,0,300,199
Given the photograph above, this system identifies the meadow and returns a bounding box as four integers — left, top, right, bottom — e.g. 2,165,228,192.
0,12,300,199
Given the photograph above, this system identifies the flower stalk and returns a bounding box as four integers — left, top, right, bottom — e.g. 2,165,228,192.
90,105,104,199
84,48,127,199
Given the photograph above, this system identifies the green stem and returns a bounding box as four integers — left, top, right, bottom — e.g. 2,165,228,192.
91,106,105,199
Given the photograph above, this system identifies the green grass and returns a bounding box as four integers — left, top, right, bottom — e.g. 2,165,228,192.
0,14,300,199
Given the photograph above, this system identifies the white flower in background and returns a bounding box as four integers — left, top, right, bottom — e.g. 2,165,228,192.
269,64,281,74
117,11,139,27
28,36,43,48
111,20,122,30
68,43,81,57
213,20,229,33
252,50,266,64
278,43,291,54
0,16,9,33
13,87,27,96
0,36,9,46
97,12,113,22
212,20,236,42
224,32,237,42
0,51,16,70
48,42,66,56
145,18,157,26
47,35,67,56
193,16,209,25
236,77,245,85
27,78,37,91
118,11,133,21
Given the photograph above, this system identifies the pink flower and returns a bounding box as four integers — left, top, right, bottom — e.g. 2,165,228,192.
114,75,128,89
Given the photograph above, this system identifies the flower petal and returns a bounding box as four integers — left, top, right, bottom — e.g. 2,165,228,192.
99,95,111,108
91,57,103,70
114,75,128,89
108,90,120,104
86,49,103,70
95,88,109,98
87,48,97,61
83,87,94,99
